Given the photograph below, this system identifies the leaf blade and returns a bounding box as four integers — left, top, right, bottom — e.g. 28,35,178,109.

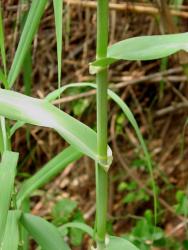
20,0,33,96
8,0,47,87
17,146,82,206
21,213,70,250
53,0,63,90
0,89,112,169
60,222,94,238
91,32,188,69
0,151,19,243
0,3,7,75
1,210,21,250
106,236,139,250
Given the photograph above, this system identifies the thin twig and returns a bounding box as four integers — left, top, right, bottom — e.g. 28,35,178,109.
155,102,188,117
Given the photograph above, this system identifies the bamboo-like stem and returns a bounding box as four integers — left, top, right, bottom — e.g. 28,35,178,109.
95,0,109,249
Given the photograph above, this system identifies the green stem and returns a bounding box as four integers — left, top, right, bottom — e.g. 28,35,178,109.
95,0,109,248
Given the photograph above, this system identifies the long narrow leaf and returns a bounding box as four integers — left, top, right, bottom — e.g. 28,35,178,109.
1,210,21,250
53,0,63,90
22,49,32,96
10,121,25,137
0,89,112,169
20,0,32,96
0,3,6,75
108,88,157,219
17,146,82,207
0,151,19,243
20,199,30,250
8,0,47,87
0,4,7,159
21,213,70,250
0,69,8,88
90,32,188,70
60,222,94,238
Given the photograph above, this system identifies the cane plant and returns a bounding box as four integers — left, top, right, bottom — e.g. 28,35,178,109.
0,0,188,249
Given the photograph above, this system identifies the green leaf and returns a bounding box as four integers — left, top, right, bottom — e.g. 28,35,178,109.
10,121,25,137
20,198,30,250
123,192,137,204
70,226,83,246
0,3,7,75
22,48,32,96
54,201,85,246
183,240,188,250
17,146,82,207
69,211,85,246
0,151,19,243
0,69,8,88
60,222,94,238
0,89,112,170
175,190,188,216
1,210,21,250
106,236,139,250
107,88,157,220
52,198,77,226
173,0,184,9
90,33,188,70
53,0,63,90
72,99,89,116
21,213,70,250
19,0,33,96
131,215,164,242
8,0,47,87
0,3,8,157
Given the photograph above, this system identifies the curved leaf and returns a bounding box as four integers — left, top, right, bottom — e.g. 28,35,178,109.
17,146,82,207
0,69,8,89
21,213,70,250
0,151,19,243
53,0,63,89
1,210,21,250
0,3,6,75
60,222,94,238
106,236,139,250
20,0,33,97
107,88,157,219
90,32,188,70
8,0,47,87
0,89,112,169
10,121,25,137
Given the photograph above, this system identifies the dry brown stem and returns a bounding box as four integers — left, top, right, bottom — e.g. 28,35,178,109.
65,0,188,19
